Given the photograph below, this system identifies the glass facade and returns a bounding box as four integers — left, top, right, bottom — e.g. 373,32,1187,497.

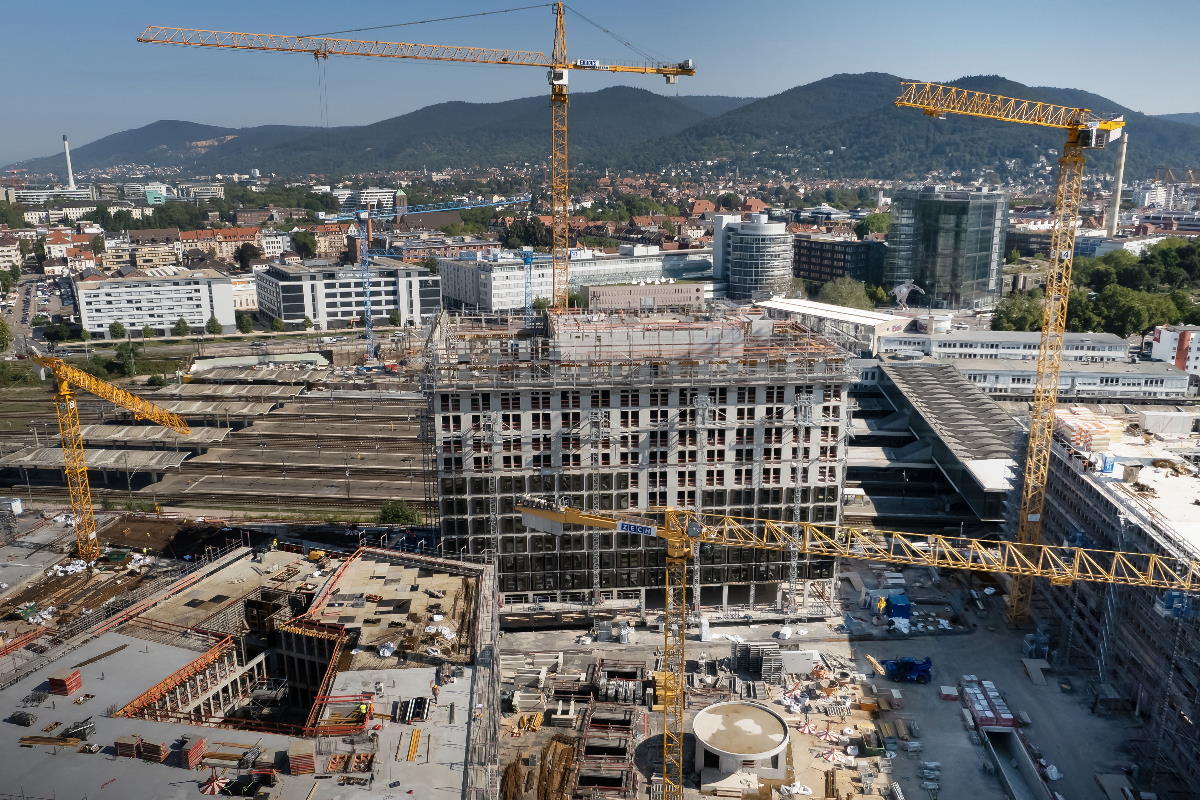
885,187,1008,310
725,216,793,300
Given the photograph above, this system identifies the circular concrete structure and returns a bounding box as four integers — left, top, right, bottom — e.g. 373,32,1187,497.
692,701,790,778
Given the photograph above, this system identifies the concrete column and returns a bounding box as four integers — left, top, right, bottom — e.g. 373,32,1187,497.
721,585,729,610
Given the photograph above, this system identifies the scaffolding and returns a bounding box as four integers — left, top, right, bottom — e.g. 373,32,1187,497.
424,309,854,610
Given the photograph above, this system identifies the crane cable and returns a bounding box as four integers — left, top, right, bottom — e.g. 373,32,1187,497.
297,5,551,39
564,5,664,66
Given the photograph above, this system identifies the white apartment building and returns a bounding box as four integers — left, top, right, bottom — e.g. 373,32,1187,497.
1150,325,1200,376
229,274,258,311
255,257,439,329
0,236,20,269
258,230,291,259
951,358,1189,399
438,245,713,312
332,188,405,212
75,268,235,338
181,184,225,200
878,331,1129,361
13,187,95,205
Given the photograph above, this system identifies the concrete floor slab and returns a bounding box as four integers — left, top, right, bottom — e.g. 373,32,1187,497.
328,665,475,800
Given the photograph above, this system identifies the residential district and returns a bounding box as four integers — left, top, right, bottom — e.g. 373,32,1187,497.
1,100,1200,800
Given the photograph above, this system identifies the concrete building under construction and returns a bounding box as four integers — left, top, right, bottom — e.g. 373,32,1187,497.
424,309,855,613
1033,408,1200,793
0,528,498,800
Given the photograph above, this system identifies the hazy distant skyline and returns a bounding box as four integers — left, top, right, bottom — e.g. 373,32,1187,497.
5,0,1199,166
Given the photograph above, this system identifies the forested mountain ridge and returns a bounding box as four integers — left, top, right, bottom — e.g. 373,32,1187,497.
12,76,1200,180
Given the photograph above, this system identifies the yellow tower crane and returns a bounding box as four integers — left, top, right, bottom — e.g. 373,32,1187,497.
518,500,1200,800
135,4,695,309
894,82,1126,622
31,356,191,562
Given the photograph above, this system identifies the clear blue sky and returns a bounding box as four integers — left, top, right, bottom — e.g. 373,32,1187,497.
5,0,1198,165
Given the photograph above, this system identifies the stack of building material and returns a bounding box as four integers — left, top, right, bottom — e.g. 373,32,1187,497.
114,735,141,758
138,739,170,763
46,669,82,697
287,743,315,775
729,641,783,682
179,736,207,769
1054,407,1124,452
959,676,1016,729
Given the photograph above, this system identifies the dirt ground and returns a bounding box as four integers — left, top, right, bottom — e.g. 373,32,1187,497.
95,516,252,558
95,516,186,553
0,567,156,634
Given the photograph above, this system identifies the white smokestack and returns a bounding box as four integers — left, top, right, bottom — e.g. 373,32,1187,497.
62,134,75,190
1106,132,1128,238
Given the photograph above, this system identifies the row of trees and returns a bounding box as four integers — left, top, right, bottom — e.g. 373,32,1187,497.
108,316,224,339
992,239,1200,337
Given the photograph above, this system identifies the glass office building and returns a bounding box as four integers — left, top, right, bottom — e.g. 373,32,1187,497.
884,187,1008,310
715,213,794,301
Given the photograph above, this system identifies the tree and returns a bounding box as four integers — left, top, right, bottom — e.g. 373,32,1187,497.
108,321,127,340
0,201,27,228
31,314,51,327
567,290,589,309
387,310,402,326
853,212,891,239
716,193,740,211
172,318,191,337
302,316,314,330
112,341,140,376
291,230,318,259
1064,289,1101,332
419,256,439,274
270,316,285,332
865,284,889,306
378,500,422,525
1094,284,1147,338
0,318,11,353
236,312,254,334
205,315,222,335
141,325,156,339
532,297,550,311
90,235,106,254
1006,248,1022,265
816,277,873,310
234,242,263,270
991,291,1042,331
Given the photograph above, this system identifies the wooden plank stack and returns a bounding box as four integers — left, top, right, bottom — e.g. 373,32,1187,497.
114,735,141,758
47,669,82,697
287,742,315,775
179,736,207,769
138,739,170,763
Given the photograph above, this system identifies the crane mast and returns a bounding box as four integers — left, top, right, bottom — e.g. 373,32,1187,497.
32,357,191,562
137,7,694,311
895,81,1125,622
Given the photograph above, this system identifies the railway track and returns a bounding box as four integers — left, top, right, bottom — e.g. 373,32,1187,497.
13,485,433,513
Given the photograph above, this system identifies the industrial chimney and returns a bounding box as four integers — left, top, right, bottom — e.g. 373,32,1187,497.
1106,132,1128,238
62,135,76,190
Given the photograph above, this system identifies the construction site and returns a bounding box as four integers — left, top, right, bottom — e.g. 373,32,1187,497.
0,511,497,799
1,29,1198,799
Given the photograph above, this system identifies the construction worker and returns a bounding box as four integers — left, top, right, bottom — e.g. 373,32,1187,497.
430,684,440,704
357,703,369,720
271,538,278,550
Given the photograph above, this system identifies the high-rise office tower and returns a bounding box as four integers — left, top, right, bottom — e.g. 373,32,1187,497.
884,186,1008,310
